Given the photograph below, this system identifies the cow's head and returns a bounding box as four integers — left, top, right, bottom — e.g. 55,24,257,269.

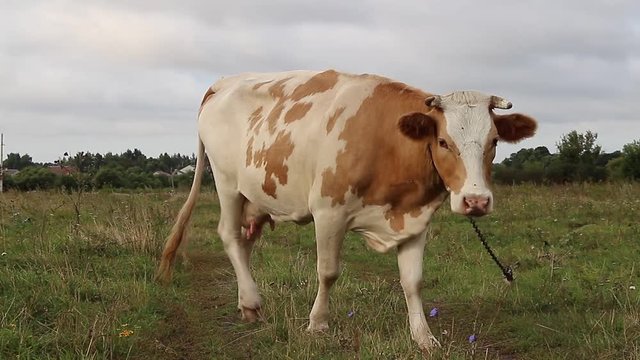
399,91,536,216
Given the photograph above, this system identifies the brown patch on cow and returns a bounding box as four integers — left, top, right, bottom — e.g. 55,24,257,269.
198,87,216,115
246,137,254,167
284,102,313,123
326,107,345,134
430,130,466,194
243,72,344,198
250,131,295,198
248,106,264,134
266,102,286,134
321,82,447,231
483,127,499,185
253,80,273,90
262,72,341,133
268,78,291,98
262,78,293,134
289,70,340,101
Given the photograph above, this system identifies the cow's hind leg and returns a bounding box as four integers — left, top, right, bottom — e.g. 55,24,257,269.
307,213,346,331
217,190,262,321
397,232,440,353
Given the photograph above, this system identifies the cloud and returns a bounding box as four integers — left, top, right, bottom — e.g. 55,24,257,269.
0,0,638,162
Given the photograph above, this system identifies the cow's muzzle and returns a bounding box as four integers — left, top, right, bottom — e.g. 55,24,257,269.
463,195,490,217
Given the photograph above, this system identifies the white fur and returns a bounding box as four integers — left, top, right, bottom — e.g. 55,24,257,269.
440,91,494,213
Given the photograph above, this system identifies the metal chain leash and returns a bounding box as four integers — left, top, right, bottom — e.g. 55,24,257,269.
468,216,514,283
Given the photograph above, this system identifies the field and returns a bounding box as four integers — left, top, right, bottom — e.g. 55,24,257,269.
0,184,639,359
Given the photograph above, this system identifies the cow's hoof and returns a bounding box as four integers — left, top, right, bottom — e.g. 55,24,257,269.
306,320,329,332
179,251,191,268
417,335,441,354
240,306,261,322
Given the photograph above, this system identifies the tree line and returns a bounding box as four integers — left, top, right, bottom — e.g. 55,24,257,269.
2,130,640,191
1,149,214,191
493,131,640,184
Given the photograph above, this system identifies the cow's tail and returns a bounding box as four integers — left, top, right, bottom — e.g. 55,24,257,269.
156,138,206,283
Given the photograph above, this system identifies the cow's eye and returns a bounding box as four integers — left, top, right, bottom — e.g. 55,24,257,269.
492,138,499,147
438,138,449,150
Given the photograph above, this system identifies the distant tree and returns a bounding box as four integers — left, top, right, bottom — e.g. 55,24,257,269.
3,175,15,189
157,152,173,172
174,172,196,189
93,153,105,172
596,151,622,167
144,157,160,173
556,130,603,182
492,163,514,184
125,166,159,189
495,146,553,184
3,153,34,170
68,151,92,173
545,157,570,183
56,175,79,192
120,149,147,168
606,157,625,181
621,140,640,180
522,160,546,184
557,131,601,161
94,166,127,189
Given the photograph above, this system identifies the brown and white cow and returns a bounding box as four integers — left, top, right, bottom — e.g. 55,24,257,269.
156,70,536,352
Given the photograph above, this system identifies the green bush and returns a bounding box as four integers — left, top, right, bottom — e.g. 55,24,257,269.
56,175,79,191
94,167,127,189
621,140,640,180
12,167,57,191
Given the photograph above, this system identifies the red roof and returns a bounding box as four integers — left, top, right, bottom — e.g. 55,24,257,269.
48,165,78,176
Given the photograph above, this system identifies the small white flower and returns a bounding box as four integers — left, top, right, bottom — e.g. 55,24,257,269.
630,285,636,290
1,252,6,256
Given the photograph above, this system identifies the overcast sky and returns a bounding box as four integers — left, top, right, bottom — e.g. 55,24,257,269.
1,0,638,163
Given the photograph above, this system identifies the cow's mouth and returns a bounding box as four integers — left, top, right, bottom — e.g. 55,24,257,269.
464,207,488,217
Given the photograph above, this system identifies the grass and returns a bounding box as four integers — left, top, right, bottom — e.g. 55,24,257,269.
0,184,639,359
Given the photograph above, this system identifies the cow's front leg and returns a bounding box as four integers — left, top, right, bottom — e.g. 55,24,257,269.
307,214,346,332
397,232,440,353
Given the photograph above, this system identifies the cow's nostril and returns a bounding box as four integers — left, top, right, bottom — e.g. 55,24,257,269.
464,196,490,211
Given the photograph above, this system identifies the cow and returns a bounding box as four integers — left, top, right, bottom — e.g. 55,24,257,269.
156,70,537,353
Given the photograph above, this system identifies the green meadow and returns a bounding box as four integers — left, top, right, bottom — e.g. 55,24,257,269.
0,184,638,359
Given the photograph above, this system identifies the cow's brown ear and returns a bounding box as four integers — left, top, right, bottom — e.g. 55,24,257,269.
398,113,436,140
493,113,537,143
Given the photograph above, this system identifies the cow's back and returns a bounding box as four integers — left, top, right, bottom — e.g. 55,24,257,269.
198,70,383,221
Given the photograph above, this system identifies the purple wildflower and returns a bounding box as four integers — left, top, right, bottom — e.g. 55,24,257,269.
347,310,355,318
468,334,477,343
429,307,439,317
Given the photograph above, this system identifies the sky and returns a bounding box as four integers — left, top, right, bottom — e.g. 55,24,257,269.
1,0,638,163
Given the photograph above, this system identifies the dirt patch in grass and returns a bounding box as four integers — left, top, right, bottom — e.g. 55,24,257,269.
133,250,254,360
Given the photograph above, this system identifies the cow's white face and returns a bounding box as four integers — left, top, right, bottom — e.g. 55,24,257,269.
398,91,537,216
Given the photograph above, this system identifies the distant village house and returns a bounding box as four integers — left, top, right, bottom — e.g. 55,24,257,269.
152,171,171,177
177,165,195,174
2,169,20,177
48,165,78,176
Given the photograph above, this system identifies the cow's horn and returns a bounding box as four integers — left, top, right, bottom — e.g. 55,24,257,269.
491,96,512,109
425,95,442,108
